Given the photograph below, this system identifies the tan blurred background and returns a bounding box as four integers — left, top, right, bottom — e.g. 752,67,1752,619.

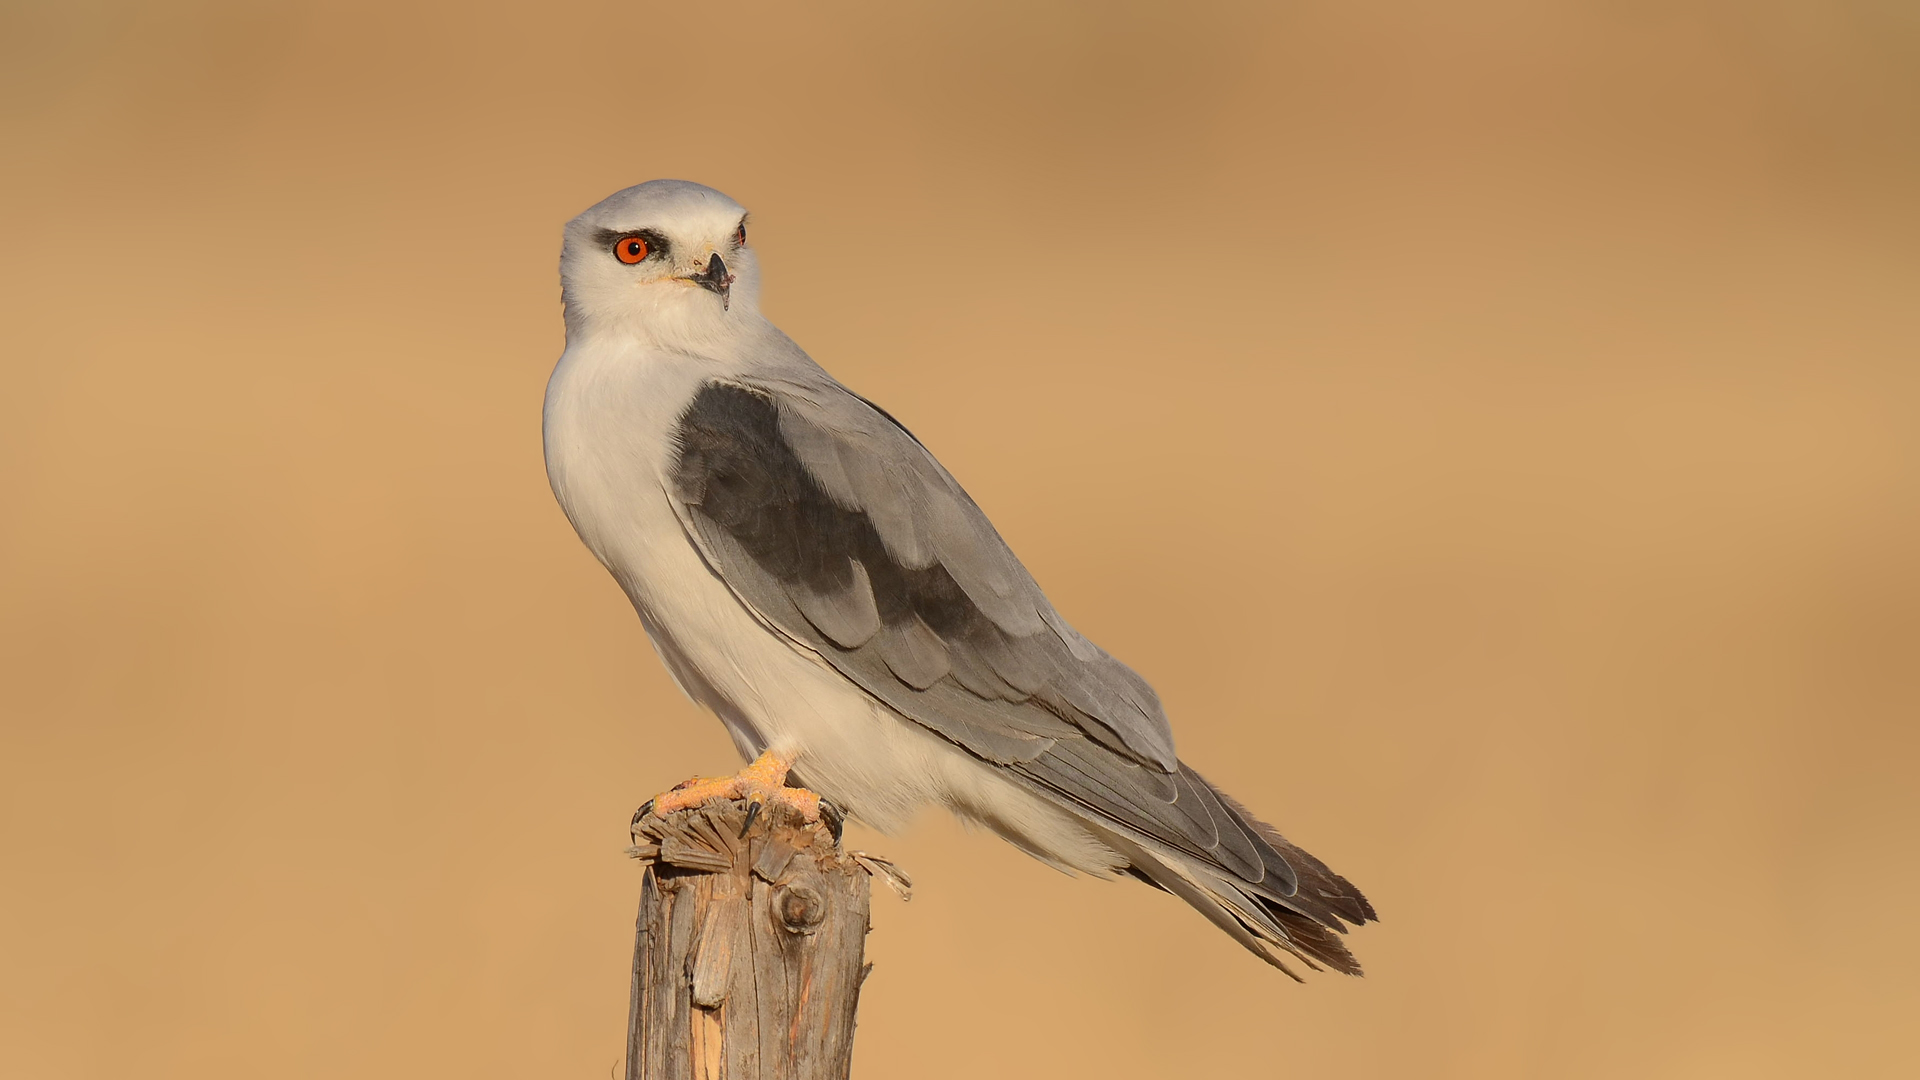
3,1,1917,1076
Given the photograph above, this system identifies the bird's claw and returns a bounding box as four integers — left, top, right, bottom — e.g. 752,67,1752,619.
643,751,828,837
638,751,842,844
819,798,845,843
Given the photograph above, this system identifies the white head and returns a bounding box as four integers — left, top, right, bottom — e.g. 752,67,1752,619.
560,180,760,348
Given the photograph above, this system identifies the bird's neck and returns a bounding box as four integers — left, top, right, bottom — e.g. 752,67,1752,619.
564,299,772,359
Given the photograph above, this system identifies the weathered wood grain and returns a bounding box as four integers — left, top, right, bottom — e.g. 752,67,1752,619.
625,800,874,1080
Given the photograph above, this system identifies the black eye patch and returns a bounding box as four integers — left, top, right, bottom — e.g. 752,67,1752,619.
594,227,671,262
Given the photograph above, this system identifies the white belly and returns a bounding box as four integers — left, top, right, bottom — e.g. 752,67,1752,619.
541,340,1121,869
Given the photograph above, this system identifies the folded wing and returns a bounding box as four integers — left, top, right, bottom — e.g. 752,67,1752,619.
668,377,1374,971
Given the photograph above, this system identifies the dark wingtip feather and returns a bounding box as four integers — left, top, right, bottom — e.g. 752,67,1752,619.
1209,785,1379,929
1266,901,1366,976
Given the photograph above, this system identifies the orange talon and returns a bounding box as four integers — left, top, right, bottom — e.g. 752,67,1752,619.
646,750,823,824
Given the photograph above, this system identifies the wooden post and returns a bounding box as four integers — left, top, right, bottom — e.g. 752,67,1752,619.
624,800,877,1080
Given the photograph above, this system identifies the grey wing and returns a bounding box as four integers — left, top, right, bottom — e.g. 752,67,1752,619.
665,377,1299,897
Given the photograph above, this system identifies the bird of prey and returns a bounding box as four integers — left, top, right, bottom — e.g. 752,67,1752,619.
542,180,1376,977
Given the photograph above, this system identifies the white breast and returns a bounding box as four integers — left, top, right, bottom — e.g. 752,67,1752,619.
542,339,766,733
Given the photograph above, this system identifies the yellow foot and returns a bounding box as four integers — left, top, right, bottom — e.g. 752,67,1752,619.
642,750,823,829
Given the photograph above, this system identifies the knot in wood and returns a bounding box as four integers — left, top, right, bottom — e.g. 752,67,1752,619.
774,883,827,933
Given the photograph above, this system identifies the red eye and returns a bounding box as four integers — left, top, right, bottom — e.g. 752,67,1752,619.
734,223,747,245
615,236,649,264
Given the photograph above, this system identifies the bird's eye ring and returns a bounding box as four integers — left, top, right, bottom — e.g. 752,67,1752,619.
734,223,747,245
614,236,649,264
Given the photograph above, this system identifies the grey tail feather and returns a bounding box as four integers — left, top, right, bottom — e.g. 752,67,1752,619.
1096,784,1377,978
1210,784,1379,927
1101,830,1308,980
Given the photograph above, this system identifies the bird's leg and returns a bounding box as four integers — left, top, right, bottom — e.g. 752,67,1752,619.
643,749,823,826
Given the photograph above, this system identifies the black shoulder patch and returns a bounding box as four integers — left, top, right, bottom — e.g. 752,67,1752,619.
671,381,977,639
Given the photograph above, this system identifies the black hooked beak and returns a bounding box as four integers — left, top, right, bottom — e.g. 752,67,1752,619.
687,252,734,310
